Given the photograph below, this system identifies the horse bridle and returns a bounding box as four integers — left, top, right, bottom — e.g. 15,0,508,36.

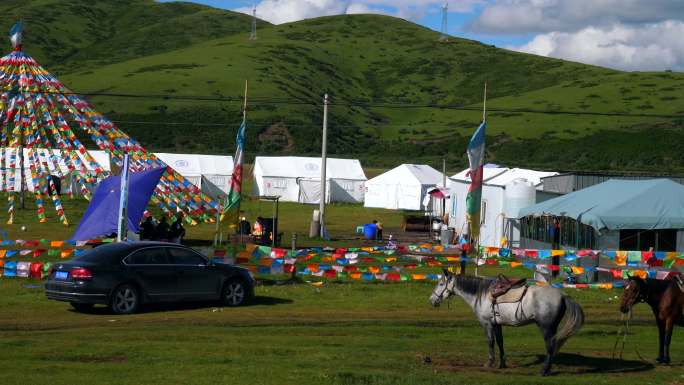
433,274,455,303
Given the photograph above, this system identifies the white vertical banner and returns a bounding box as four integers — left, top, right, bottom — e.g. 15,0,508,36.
117,153,130,242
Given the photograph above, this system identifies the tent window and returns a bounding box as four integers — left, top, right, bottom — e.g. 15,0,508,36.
342,182,354,192
520,216,596,249
272,179,287,189
481,200,487,225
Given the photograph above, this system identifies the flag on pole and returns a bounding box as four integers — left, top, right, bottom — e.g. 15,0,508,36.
223,119,246,215
9,22,23,50
116,153,131,242
466,121,486,240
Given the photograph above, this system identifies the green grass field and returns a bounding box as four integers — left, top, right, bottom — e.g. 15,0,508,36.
0,275,682,385
1,172,683,384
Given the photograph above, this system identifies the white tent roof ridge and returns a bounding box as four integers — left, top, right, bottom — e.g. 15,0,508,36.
254,156,366,180
367,164,443,185
153,152,233,176
451,166,558,187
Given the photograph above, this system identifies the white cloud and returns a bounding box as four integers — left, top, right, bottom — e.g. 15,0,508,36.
471,0,684,34
236,0,482,25
510,21,684,71
346,3,388,16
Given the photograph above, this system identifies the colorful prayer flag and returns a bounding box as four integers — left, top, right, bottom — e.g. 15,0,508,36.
466,121,486,240
223,119,246,216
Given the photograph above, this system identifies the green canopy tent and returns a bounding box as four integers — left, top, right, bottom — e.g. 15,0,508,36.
518,179,684,251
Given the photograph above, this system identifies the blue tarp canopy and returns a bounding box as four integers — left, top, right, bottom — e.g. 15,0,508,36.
71,167,165,241
518,179,684,232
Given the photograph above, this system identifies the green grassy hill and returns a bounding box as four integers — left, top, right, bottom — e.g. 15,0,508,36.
3,0,684,172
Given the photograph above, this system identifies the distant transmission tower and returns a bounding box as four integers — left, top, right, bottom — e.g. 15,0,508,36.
249,5,257,40
439,3,448,42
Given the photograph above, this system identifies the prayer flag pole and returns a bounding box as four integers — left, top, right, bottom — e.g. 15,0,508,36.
116,153,130,242
224,80,248,255
233,80,248,241
468,82,486,276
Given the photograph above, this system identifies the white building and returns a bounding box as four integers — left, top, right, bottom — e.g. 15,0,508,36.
364,164,444,211
252,156,366,203
449,166,558,247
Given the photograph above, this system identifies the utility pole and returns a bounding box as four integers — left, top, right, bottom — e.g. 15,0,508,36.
439,3,449,42
319,94,329,238
249,5,257,40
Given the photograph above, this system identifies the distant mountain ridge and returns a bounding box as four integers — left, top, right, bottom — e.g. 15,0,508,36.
3,0,684,172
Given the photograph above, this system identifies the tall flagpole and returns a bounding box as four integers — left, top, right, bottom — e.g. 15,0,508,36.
232,80,248,252
474,82,487,276
235,81,247,230
117,153,130,242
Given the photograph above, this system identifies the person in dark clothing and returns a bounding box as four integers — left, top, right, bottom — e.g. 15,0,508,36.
170,213,186,244
47,174,61,196
156,216,170,241
139,216,155,241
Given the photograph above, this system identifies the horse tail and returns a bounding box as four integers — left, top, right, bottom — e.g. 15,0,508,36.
553,295,584,354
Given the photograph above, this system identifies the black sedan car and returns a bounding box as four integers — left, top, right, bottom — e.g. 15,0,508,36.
45,242,254,314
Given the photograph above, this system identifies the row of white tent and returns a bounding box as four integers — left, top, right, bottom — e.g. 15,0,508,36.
1,149,556,247
0,148,234,194
251,159,559,248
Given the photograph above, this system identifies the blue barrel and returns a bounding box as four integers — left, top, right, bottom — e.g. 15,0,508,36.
363,224,377,240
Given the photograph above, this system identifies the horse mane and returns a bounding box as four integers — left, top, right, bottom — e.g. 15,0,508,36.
453,274,494,297
643,278,673,293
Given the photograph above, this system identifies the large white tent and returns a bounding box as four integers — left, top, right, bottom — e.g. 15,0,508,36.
252,156,366,203
1,148,110,192
449,166,558,247
364,164,444,210
154,153,233,193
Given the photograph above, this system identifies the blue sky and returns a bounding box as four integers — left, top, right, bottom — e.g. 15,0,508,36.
160,1,684,71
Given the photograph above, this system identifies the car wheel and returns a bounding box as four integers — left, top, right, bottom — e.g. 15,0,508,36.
110,284,140,314
221,279,248,307
70,302,95,312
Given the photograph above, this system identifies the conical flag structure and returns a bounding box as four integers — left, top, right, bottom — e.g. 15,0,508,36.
0,22,218,225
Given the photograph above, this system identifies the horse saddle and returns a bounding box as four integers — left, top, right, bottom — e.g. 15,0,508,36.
490,275,528,303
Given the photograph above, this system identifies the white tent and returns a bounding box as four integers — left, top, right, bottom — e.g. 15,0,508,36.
154,153,233,193
364,164,444,210
449,167,558,247
252,156,366,203
1,147,110,192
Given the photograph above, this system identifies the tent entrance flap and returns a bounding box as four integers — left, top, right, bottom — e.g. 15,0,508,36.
298,178,329,204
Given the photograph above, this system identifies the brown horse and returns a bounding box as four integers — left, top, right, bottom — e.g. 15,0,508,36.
620,276,684,364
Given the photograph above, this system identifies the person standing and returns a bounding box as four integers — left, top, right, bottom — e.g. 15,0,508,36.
170,213,186,244
139,216,156,241
156,216,171,242
374,220,383,241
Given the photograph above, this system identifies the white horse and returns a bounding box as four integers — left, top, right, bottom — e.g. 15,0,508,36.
429,270,584,376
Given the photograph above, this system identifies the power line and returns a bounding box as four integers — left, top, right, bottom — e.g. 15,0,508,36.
4,89,683,119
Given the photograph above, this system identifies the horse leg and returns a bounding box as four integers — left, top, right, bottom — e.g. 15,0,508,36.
656,319,666,363
494,324,507,369
662,318,674,364
539,325,557,376
483,323,495,368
